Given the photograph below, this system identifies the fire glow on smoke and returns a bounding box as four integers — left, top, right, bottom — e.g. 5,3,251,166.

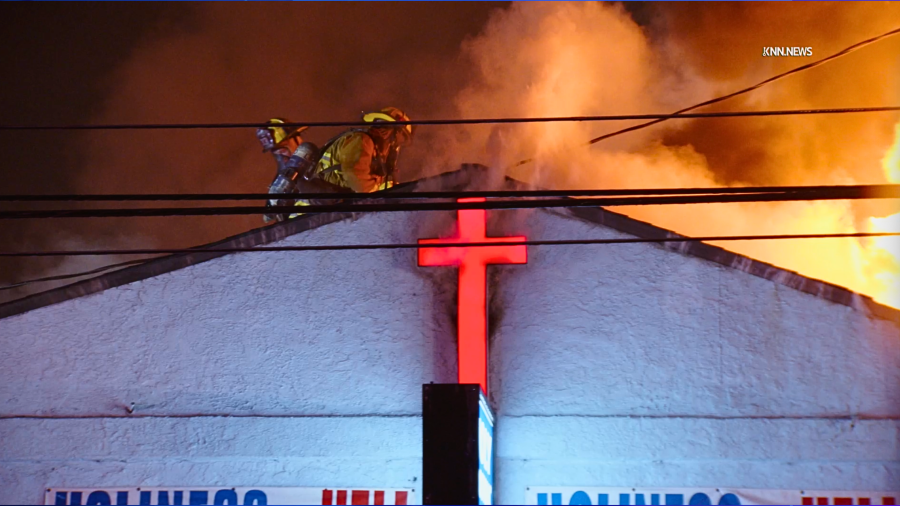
865,123,900,308
446,2,900,309
43,2,899,310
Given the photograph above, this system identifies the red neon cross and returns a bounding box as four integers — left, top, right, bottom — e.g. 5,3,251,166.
418,198,527,395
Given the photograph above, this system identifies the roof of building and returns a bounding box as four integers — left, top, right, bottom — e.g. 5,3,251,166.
1,164,898,324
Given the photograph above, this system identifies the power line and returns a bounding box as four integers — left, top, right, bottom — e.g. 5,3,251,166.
1,187,897,219
1,183,897,202
3,231,894,291
0,232,895,259
511,25,900,168
0,107,898,132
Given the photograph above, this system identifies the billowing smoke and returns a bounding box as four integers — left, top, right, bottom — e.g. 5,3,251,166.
430,1,900,307
6,2,899,307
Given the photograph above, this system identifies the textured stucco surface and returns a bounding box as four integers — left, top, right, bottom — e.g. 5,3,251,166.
1,207,898,504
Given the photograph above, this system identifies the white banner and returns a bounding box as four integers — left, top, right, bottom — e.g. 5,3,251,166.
525,486,900,505
45,486,416,505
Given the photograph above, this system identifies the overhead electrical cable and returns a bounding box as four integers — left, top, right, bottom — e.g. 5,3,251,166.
0,107,897,132
511,25,900,168
1,187,897,219
0,232,895,261
1,183,897,202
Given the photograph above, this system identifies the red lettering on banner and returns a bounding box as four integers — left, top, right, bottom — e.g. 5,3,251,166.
884,497,896,505
835,499,853,505
321,489,408,505
859,499,871,505
817,498,829,505
351,490,369,505
419,197,527,395
803,498,814,505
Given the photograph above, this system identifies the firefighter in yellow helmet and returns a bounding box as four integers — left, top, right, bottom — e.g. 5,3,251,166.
257,118,307,167
259,108,413,222
256,118,313,223
312,106,413,193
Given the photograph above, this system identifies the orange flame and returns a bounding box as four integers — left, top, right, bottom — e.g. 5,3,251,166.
445,2,900,309
863,123,900,307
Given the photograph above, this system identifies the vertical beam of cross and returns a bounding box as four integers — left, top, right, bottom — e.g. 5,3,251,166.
418,198,527,395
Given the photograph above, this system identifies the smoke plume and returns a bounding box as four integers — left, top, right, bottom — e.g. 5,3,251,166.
434,1,900,307
6,2,899,307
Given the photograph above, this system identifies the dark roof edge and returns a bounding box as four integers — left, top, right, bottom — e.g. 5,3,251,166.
559,205,900,326
0,212,353,320
1,163,897,325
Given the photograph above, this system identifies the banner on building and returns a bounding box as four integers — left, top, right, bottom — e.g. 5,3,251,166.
46,486,415,505
525,487,899,506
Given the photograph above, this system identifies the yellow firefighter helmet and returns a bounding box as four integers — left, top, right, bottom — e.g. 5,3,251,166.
266,118,309,147
362,107,412,143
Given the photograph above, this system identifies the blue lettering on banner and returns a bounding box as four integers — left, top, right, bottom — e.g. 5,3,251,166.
536,492,563,505
157,490,186,505
51,489,269,505
189,491,209,505
86,491,111,505
535,491,743,506
688,493,711,505
717,494,740,505
635,493,660,505
243,490,267,505
569,491,592,505
214,490,238,505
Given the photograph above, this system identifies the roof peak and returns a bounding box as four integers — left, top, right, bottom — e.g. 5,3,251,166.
1,163,897,324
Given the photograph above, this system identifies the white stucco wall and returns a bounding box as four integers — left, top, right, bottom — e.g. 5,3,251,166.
493,209,900,503
1,207,898,505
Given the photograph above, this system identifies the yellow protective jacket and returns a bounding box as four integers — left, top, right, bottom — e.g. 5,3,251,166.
314,130,392,193
288,130,394,218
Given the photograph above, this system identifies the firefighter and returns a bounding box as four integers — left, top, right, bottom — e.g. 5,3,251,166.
256,118,307,175
259,107,413,222
311,106,413,194
256,118,312,223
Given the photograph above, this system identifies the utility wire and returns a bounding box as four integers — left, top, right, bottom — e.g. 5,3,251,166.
3,231,895,291
1,187,897,219
0,107,897,132
0,232,895,260
511,25,900,168
1,183,897,202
